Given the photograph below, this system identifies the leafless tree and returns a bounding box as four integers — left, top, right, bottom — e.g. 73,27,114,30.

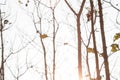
0,9,5,80
64,0,86,80
90,0,100,80
98,0,110,79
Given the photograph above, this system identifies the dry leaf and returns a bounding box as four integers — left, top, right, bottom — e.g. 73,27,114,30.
87,47,95,53
113,33,120,41
99,53,105,57
86,11,91,22
111,44,119,52
40,34,48,39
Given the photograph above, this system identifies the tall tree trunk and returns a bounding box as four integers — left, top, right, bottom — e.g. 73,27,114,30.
64,0,86,80
52,9,56,80
76,16,82,80
39,18,48,80
40,37,48,80
77,1,86,80
97,0,110,80
0,10,5,80
90,0,100,80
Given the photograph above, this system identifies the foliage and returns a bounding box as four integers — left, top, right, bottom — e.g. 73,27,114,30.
113,33,120,42
111,44,119,52
40,34,48,39
87,47,95,53
111,32,120,53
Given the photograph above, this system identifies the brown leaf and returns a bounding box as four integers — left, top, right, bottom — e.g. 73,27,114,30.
99,53,105,57
40,34,48,39
87,47,95,53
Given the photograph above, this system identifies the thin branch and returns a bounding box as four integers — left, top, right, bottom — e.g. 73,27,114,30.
90,0,100,79
116,12,120,25
98,0,110,79
64,0,77,15
4,36,36,63
6,62,16,79
78,0,86,16
33,1,48,79
0,9,5,80
103,0,120,12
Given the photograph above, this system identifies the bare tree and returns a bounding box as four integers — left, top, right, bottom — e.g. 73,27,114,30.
64,0,86,80
98,0,110,79
0,9,5,80
50,1,60,80
1,0,120,80
90,0,100,80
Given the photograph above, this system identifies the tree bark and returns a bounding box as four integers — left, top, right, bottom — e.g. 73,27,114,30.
76,16,82,80
90,0,100,80
64,0,86,80
52,9,56,80
40,37,48,80
0,10,5,80
98,0,110,80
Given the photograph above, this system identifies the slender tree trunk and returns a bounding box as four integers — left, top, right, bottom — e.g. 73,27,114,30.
86,30,92,80
77,1,86,80
97,0,110,80
39,18,48,80
90,0,100,80
76,16,82,80
40,37,48,80
86,50,91,80
64,0,86,80
52,9,56,80
0,10,4,80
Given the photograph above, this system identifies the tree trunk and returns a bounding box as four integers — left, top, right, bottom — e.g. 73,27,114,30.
77,16,82,80
90,0,101,80
40,37,48,80
64,0,86,80
52,9,56,80
0,10,5,80
98,0,110,80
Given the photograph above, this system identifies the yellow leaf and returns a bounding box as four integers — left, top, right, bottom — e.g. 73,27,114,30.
87,47,95,53
111,48,118,52
111,44,119,52
111,44,119,48
113,33,120,41
40,34,48,39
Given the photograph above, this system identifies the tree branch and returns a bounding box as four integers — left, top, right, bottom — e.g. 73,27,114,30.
64,0,77,15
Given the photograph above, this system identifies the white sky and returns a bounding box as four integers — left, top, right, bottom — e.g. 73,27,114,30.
0,0,120,80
